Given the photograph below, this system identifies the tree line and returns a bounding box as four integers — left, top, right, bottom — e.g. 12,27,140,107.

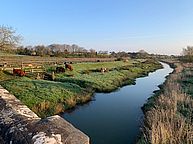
0,25,150,58
2,25,190,60
16,45,109,58
0,25,110,58
180,46,193,62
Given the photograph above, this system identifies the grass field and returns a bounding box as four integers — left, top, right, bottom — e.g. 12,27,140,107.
0,54,116,67
0,57,162,117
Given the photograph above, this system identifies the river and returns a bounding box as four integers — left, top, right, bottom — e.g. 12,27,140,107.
62,62,173,144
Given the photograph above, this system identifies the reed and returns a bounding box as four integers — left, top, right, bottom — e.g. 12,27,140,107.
141,64,193,144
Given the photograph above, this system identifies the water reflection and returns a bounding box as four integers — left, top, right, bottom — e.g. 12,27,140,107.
62,63,173,144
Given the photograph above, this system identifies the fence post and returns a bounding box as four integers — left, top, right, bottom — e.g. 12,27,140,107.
52,72,55,80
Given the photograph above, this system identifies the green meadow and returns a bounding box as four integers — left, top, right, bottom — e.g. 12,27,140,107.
0,59,162,117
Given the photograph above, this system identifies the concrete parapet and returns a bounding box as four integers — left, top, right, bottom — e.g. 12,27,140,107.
0,86,89,144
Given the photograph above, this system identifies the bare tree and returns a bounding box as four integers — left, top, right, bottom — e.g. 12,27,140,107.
89,48,96,53
0,25,22,51
182,46,193,56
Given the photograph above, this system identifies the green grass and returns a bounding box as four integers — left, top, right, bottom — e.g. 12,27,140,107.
0,59,162,117
72,61,134,72
0,71,15,81
1,77,91,117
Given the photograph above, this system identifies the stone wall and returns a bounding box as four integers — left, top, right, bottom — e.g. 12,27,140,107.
0,85,90,144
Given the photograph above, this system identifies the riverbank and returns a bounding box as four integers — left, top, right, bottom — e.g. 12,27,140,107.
0,58,162,118
0,85,89,144
139,61,193,144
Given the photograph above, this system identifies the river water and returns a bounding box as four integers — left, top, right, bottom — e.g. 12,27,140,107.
62,63,173,144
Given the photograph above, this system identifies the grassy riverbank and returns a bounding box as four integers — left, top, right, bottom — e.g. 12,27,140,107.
0,58,162,118
139,62,193,144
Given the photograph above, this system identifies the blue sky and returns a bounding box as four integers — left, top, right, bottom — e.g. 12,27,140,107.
1,0,193,55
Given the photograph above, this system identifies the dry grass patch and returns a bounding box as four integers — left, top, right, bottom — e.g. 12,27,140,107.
141,65,193,144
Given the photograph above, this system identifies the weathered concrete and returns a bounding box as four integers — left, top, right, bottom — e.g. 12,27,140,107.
0,85,90,144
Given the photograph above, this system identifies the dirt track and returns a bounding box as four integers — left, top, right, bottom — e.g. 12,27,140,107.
0,55,116,67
